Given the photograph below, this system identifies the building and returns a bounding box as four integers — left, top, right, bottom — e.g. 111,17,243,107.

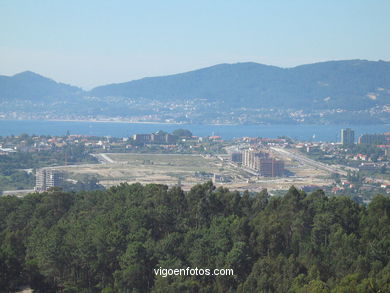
151,132,176,144
231,152,243,163
133,132,176,144
132,134,152,143
341,128,354,146
259,158,284,177
35,169,63,191
243,149,265,170
242,149,284,176
0,147,17,155
358,134,387,145
358,163,379,171
377,145,390,157
243,150,269,170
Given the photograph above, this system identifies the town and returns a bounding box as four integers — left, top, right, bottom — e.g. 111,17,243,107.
1,128,389,203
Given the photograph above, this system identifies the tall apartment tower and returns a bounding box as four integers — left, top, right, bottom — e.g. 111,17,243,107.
341,128,355,146
358,134,386,145
231,152,243,163
242,149,284,177
259,158,284,177
35,169,63,191
243,150,266,170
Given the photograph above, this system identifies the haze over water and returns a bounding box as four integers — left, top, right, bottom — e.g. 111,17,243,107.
0,120,388,142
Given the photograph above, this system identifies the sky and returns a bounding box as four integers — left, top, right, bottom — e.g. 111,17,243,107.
1,0,389,89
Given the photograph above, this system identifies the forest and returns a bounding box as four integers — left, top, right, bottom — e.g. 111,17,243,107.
0,182,389,292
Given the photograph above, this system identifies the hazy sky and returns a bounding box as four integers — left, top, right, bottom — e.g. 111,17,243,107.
1,0,389,89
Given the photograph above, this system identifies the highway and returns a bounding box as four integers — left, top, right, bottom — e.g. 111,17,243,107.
270,147,350,176
92,153,115,164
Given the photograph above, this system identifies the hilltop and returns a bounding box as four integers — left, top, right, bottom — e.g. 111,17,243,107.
1,60,389,124
0,71,83,101
89,60,390,110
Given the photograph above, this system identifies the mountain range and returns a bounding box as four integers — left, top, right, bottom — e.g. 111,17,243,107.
1,60,389,124
90,60,390,110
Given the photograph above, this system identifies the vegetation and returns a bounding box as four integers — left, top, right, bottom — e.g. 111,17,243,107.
172,129,192,138
0,145,97,193
345,144,385,162
3,61,390,124
0,169,35,192
90,60,390,111
0,182,389,292
62,176,105,192
0,145,96,171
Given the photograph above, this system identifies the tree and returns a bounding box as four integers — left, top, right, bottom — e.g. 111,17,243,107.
172,129,192,138
0,183,389,292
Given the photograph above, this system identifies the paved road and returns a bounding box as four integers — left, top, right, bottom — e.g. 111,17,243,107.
92,153,115,164
270,147,350,176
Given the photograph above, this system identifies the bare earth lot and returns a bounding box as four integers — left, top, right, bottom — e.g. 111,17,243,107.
57,153,332,192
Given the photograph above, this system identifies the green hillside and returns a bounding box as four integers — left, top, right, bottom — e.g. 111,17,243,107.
90,60,390,110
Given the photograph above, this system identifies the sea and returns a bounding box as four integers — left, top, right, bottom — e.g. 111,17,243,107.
0,120,389,142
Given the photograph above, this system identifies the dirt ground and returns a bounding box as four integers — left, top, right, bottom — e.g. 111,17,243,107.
56,153,332,192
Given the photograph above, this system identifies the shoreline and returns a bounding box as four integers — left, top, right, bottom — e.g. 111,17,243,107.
1,118,388,127
0,118,242,126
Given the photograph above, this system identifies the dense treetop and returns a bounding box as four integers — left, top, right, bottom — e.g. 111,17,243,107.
0,182,389,292
172,129,193,138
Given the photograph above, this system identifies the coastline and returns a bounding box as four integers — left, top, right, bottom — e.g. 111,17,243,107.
1,118,388,127
0,118,240,126
47,118,184,125
0,119,389,141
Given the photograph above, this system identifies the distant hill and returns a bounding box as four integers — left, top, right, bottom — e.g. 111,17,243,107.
0,71,84,101
90,60,390,110
1,60,389,124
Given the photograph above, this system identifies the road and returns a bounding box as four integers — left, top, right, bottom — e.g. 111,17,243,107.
270,147,350,176
271,147,390,185
92,153,115,164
